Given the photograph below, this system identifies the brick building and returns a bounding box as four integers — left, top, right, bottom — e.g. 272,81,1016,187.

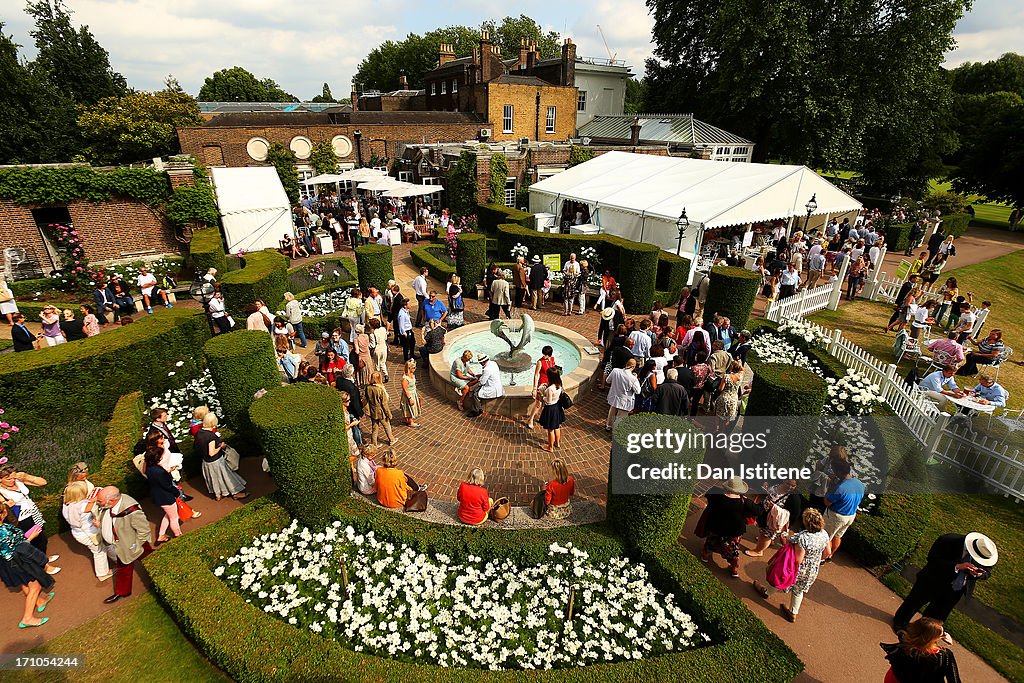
177,110,486,193
422,33,578,143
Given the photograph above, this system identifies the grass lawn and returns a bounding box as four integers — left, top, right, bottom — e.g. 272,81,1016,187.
810,251,1024,410
10,593,226,682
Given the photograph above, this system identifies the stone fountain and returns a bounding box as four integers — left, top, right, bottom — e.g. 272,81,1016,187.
489,314,535,374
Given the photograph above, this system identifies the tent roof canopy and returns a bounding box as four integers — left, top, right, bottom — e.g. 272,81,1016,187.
211,166,289,216
529,151,861,229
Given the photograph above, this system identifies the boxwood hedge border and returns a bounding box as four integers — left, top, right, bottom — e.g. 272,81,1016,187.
354,244,394,294
189,227,227,276
477,203,535,234
218,249,289,321
410,244,456,283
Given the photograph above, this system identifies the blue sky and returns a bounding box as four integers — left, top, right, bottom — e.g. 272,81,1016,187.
2,0,1020,99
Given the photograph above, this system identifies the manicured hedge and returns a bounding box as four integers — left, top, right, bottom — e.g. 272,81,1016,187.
0,308,208,426
189,227,227,276
496,223,662,313
203,331,280,438
456,233,487,295
748,318,847,379
218,249,289,321
249,384,348,528
410,244,456,282
146,494,802,683
354,244,394,293
285,256,356,294
288,281,358,339
941,213,971,237
477,203,535,234
703,266,761,330
745,362,826,417
607,414,704,553
656,252,691,301
885,222,913,252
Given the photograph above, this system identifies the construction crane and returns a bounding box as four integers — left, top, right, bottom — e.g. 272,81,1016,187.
596,24,617,62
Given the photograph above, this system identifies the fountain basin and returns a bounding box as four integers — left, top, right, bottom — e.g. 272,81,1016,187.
428,320,601,417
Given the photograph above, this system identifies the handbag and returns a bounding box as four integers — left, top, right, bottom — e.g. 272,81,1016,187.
766,538,800,591
490,497,511,522
557,391,573,409
531,489,548,519
223,445,241,471
404,489,428,513
175,498,195,522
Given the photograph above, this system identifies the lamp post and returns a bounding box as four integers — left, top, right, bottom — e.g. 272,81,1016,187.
676,208,690,257
353,129,363,167
189,278,217,335
804,193,817,232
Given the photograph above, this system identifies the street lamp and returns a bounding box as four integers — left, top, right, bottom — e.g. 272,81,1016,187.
892,192,902,209
190,278,216,335
353,129,363,167
804,193,817,232
676,208,690,256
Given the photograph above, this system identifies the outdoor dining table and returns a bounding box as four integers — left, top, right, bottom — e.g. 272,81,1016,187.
948,394,998,415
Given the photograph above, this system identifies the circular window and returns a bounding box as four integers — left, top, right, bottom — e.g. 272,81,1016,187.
331,135,353,158
246,137,269,162
290,136,313,160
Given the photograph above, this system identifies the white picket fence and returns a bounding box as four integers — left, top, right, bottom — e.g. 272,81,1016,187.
765,282,835,322
768,312,1024,501
874,275,942,304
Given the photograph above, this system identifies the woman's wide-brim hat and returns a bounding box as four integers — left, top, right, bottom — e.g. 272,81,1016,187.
601,308,615,321
964,532,998,567
721,477,748,495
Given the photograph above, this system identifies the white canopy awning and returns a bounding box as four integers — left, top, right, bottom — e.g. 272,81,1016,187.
528,151,861,229
358,178,408,192
300,173,346,186
383,184,439,198
210,167,292,254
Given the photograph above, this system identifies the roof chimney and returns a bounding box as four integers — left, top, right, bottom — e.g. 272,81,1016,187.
480,30,494,81
399,70,408,90
561,38,576,86
351,82,358,112
439,42,455,66
518,37,528,69
526,41,537,69
630,117,642,146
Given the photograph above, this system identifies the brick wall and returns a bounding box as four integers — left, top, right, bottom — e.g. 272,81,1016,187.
485,83,577,143
0,198,181,277
178,122,483,169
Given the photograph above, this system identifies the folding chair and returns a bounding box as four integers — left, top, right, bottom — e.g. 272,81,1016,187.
991,346,1014,381
893,329,910,364
925,349,952,375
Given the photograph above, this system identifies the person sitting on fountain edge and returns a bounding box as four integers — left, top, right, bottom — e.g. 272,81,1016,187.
464,354,504,417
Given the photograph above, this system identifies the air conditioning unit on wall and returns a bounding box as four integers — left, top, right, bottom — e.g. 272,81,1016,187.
479,128,492,139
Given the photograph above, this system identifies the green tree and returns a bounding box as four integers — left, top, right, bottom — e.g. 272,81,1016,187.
447,151,478,216
949,53,1024,97
624,77,647,115
26,0,127,106
310,82,334,102
644,0,969,192
567,145,594,167
355,16,560,91
309,140,339,176
0,24,49,163
951,94,1024,209
198,66,297,102
266,142,300,204
77,81,203,164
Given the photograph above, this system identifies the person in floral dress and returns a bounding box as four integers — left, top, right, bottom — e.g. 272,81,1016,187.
754,508,830,622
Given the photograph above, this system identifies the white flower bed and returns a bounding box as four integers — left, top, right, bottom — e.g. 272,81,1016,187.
825,370,884,416
777,318,829,348
148,368,222,440
216,522,709,670
808,415,881,506
291,288,352,319
749,332,823,376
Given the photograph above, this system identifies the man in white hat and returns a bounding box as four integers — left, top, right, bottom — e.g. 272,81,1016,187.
893,531,997,632
464,354,503,417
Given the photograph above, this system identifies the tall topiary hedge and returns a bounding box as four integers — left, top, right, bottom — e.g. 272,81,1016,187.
885,222,913,252
456,233,487,294
477,203,535,234
656,252,691,302
249,384,348,527
218,249,288,321
941,213,971,237
354,244,394,293
189,227,227,276
204,331,280,439
0,308,208,426
745,362,827,471
703,266,761,330
607,414,705,553
410,244,456,282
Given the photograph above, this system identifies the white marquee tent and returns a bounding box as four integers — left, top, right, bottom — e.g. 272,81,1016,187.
528,151,861,269
210,166,293,254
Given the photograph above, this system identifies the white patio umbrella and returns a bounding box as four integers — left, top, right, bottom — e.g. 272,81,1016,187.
300,173,345,185
337,167,388,182
358,178,410,192
382,184,438,198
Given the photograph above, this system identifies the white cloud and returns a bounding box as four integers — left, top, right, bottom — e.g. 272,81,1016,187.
566,0,654,76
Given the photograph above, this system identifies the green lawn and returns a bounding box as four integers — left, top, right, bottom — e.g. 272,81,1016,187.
810,251,1024,410
10,593,226,682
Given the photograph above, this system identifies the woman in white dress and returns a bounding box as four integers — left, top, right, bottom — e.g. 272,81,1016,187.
61,481,112,580
368,318,389,382
0,278,18,325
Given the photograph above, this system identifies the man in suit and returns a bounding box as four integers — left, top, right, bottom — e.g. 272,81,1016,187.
94,284,117,325
676,286,697,326
512,256,529,314
489,276,511,320
528,256,548,310
652,368,689,416
926,225,945,266
10,313,36,352
702,314,723,345
893,532,997,632
96,486,152,603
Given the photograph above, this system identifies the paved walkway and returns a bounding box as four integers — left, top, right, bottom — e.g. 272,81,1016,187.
681,498,1005,682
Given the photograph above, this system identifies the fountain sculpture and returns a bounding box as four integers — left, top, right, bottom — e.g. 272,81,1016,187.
489,314,535,373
